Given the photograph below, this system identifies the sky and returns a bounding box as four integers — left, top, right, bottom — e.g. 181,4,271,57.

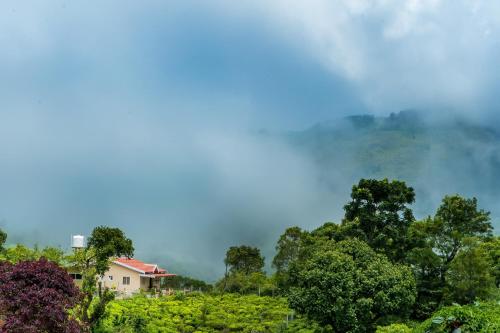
1,0,500,280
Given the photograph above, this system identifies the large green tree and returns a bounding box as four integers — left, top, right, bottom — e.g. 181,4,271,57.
428,195,492,266
219,245,267,294
224,245,264,275
343,178,415,262
407,195,493,317
71,226,134,329
444,240,496,304
288,239,416,332
86,226,134,282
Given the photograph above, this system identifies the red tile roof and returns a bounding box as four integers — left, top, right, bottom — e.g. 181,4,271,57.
114,257,169,275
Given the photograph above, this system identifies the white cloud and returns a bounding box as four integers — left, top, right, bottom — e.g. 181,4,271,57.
238,0,500,114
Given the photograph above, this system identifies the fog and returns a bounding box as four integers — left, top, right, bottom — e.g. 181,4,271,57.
1,1,500,280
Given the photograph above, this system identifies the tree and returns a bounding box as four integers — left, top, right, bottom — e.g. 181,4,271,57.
0,228,6,252
224,245,264,275
86,226,134,282
38,246,66,265
71,226,134,329
288,239,416,332
444,239,496,304
0,258,82,333
0,244,65,265
343,178,415,262
406,195,492,317
480,236,500,288
272,227,306,290
1,244,35,262
219,245,266,294
429,195,492,266
406,221,444,319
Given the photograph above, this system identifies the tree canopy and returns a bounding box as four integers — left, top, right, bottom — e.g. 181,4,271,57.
343,178,416,262
288,239,416,332
87,226,134,276
224,245,265,275
272,179,499,327
0,228,6,252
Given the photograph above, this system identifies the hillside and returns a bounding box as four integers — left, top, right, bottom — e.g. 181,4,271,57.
286,111,500,220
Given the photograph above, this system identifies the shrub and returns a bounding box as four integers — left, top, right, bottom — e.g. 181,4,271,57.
414,302,500,333
0,259,83,333
376,323,412,333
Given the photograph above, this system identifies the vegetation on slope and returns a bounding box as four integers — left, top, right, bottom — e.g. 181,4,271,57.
95,293,301,333
286,111,500,216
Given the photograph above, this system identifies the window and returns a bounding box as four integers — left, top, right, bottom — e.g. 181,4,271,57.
123,276,130,285
69,273,82,280
109,275,113,281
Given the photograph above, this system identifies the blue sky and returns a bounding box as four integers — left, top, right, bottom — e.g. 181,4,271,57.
1,0,500,279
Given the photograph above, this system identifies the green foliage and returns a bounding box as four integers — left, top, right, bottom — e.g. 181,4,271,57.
343,178,415,262
429,195,492,264
405,240,442,319
0,244,65,265
87,226,134,276
69,226,134,329
219,245,268,294
272,227,306,290
406,195,493,317
480,236,500,287
95,293,299,333
444,240,497,304
225,245,265,275
288,239,416,333
0,228,6,251
375,323,412,333
414,302,500,333
217,272,277,296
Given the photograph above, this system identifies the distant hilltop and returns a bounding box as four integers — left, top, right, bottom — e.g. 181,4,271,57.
283,110,500,221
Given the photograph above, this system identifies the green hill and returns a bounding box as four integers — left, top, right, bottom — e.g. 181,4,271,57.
286,111,500,220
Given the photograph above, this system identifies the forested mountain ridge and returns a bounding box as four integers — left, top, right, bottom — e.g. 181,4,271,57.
284,110,500,220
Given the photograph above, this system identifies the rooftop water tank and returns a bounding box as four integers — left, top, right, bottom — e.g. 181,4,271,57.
71,235,85,249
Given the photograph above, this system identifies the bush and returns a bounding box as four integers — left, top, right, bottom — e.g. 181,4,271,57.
96,293,297,333
0,259,83,333
414,302,500,333
376,323,412,333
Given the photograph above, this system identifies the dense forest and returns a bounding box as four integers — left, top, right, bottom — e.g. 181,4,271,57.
0,178,499,332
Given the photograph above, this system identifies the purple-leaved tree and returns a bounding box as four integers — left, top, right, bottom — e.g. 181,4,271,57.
0,258,84,333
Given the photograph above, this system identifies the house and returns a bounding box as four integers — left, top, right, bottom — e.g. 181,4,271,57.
100,257,175,295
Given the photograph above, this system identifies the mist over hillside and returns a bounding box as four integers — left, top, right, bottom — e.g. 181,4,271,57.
2,110,499,282
4,1,500,283
285,110,500,223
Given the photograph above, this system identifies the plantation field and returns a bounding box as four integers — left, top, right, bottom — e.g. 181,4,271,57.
95,293,313,333
95,293,500,333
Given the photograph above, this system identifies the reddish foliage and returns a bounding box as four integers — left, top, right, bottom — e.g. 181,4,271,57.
0,258,84,333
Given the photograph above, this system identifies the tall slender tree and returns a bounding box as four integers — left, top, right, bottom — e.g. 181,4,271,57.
70,226,134,329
